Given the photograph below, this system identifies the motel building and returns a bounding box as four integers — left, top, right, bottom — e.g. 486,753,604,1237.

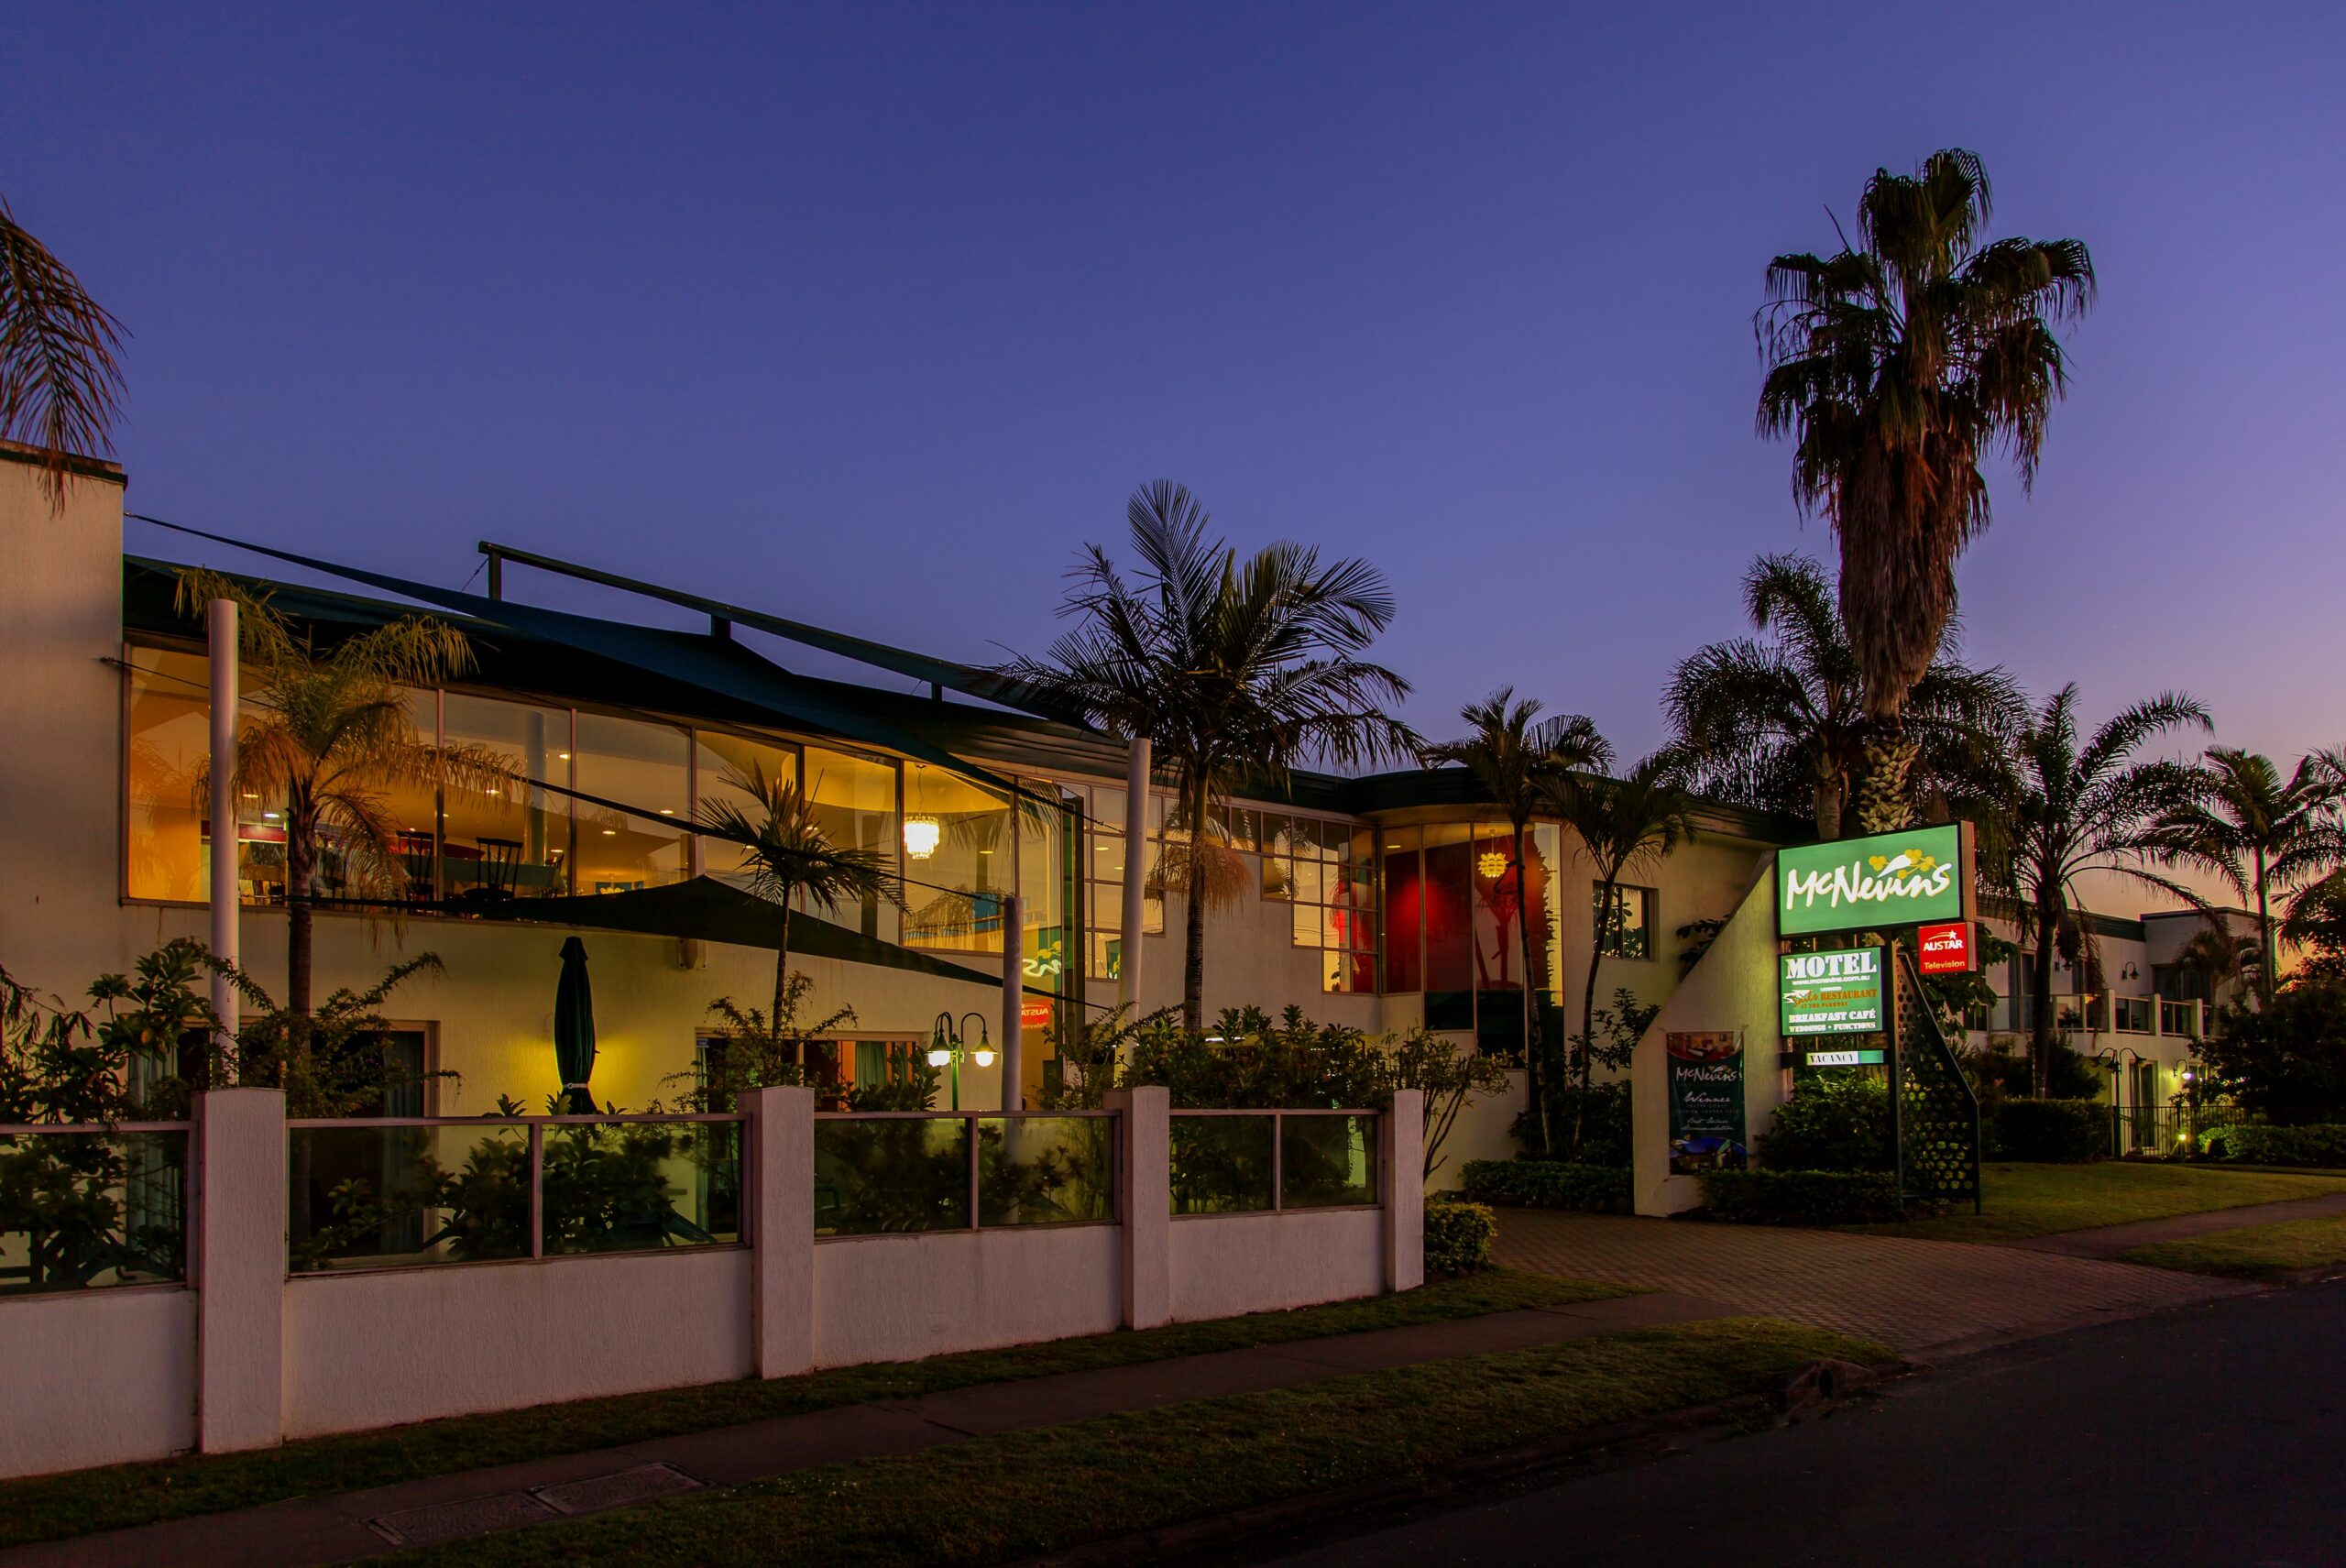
0,442,2247,1475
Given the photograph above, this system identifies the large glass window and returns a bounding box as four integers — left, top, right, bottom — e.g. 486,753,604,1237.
803,746,901,941
125,649,213,903
904,762,1009,952
1273,816,1375,993
441,693,572,900
1017,779,1074,992
1420,824,1474,1030
1595,883,1657,960
572,712,690,894
1381,827,1421,994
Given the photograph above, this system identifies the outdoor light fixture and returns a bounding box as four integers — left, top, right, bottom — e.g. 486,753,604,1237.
928,1011,992,1110
974,1048,996,1068
904,816,941,860
926,1047,950,1067
1477,851,1507,880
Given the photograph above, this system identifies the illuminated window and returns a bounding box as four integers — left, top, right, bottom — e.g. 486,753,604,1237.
1595,883,1656,960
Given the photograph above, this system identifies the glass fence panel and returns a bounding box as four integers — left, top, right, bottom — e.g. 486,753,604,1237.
289,1123,532,1271
0,1130,188,1295
1169,1114,1275,1214
1279,1115,1379,1209
543,1121,741,1255
815,1117,971,1235
976,1117,1113,1226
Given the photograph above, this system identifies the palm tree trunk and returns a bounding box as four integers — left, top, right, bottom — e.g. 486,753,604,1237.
1514,820,1551,1157
1180,770,1209,1031
1854,724,1919,835
2255,850,2275,1002
1814,773,1843,841
285,806,316,1244
773,894,794,1054
1575,874,1612,1156
2029,903,2059,1097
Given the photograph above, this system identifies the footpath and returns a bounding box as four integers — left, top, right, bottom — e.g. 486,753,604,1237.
0,1289,1734,1568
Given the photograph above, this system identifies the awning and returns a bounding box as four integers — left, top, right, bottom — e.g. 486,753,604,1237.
488,875,1063,1000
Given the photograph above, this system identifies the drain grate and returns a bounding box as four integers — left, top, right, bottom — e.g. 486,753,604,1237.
368,1491,558,1547
537,1464,703,1514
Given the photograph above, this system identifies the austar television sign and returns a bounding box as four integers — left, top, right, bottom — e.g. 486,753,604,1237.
1775,822,1974,938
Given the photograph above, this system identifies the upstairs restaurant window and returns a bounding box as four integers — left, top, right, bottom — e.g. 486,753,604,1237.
124,648,212,903
805,745,901,943
572,711,690,894
441,693,573,900
904,762,1011,953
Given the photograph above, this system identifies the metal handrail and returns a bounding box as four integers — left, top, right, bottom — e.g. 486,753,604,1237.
288,1113,743,1129
0,1122,193,1135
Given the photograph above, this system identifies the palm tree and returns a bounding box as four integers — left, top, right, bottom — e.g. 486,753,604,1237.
1,192,126,512
1420,689,1610,1156
1972,685,2210,1095
2175,922,2260,1017
1543,750,1696,1147
696,762,904,1052
1665,554,2021,839
177,571,509,1047
1757,149,2095,831
2148,748,2346,1000
1001,481,1417,1029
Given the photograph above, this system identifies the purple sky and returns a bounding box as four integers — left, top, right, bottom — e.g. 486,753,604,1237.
7,5,2342,784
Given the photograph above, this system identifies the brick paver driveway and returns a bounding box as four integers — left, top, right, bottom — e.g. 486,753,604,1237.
1495,1211,2256,1354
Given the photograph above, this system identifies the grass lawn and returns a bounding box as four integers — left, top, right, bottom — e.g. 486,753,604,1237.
1854,1161,2344,1245
2120,1215,2346,1279
411,1317,1890,1568
0,1268,1624,1552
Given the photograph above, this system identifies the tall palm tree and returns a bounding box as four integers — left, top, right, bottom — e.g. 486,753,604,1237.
1972,685,2210,1094
696,762,904,1051
1543,750,1696,1146
1420,689,1610,1156
1757,149,2095,830
1001,481,1417,1029
2148,748,2346,1000
1,192,126,512
2175,921,2260,1016
1665,553,2021,839
177,571,509,1047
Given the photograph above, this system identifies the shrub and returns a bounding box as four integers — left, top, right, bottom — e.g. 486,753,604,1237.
2200,1124,2346,1168
1457,1157,1632,1213
1695,1168,1903,1226
1759,1074,1891,1173
1422,1195,1497,1276
1989,1098,2107,1163
2195,982,2346,1124
1962,1037,2105,1102
1509,1080,1633,1170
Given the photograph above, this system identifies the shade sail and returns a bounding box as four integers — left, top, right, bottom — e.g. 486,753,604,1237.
491,876,1062,1000
128,515,1052,807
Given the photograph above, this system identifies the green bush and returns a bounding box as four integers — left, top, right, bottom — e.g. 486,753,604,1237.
1963,1038,2105,1102
1989,1098,2107,1163
1422,1195,1497,1276
2195,983,2346,1124
2200,1124,2346,1167
1456,1157,1631,1213
1759,1074,1891,1173
1509,1080,1632,1169
1695,1168,1903,1226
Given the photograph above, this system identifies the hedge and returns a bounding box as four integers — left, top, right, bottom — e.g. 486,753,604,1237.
1988,1098,2107,1163
1423,1195,1498,1275
1694,1168,1903,1226
2200,1124,2346,1168
1456,1158,1633,1214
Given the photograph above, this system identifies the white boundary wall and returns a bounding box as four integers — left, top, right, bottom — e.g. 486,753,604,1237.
0,1087,1420,1477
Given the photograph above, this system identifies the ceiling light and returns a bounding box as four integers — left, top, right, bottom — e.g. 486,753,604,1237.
602,828,617,837
556,751,570,760
242,791,259,801
1477,851,1507,880
659,808,674,816
904,816,940,861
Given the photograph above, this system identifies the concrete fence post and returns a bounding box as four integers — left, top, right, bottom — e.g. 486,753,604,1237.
1382,1090,1423,1292
744,1085,815,1377
1108,1086,1169,1328
193,1088,285,1453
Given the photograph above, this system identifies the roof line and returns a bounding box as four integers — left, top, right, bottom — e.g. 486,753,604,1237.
475,539,1090,726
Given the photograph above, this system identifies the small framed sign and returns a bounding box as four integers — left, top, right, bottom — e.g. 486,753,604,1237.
1916,920,1974,975
1666,1031,1747,1174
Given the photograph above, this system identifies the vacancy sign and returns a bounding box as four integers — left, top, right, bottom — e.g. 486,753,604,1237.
1916,921,1974,975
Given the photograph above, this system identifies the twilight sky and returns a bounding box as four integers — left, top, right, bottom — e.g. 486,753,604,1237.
6,4,2341,780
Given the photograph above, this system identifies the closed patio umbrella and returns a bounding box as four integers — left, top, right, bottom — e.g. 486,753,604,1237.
554,936,598,1113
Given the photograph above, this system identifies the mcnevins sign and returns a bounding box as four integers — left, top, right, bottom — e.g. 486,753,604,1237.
1776,823,1975,938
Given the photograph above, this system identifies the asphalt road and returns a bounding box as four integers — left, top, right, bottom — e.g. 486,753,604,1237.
1247,1279,2346,1568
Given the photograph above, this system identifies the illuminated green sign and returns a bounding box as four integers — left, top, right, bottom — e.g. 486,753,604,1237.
1775,823,1971,938
1780,948,1884,1036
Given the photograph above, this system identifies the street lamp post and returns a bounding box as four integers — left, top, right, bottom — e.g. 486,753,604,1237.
927,1010,996,1113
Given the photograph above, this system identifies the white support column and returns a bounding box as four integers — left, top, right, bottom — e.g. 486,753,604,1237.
1001,894,1024,1110
206,598,239,1039
1381,1090,1424,1293
1108,1085,1169,1328
194,1088,284,1453
744,1085,815,1378
1118,736,1151,1012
